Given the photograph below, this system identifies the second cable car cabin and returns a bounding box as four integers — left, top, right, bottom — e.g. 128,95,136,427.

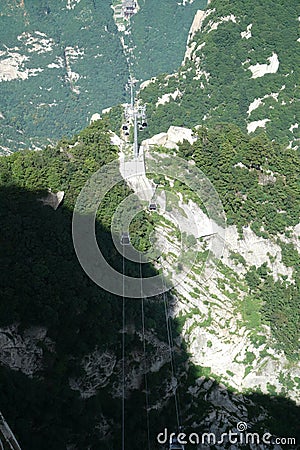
122,123,130,136
121,232,130,245
148,202,157,211
137,120,147,131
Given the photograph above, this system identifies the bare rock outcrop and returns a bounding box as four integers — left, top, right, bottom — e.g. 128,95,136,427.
69,350,117,398
0,324,54,376
38,189,64,210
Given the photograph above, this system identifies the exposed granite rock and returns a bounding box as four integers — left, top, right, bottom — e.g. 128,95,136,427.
38,189,64,210
0,324,54,376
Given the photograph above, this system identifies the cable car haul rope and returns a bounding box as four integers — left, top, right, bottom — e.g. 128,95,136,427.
120,78,185,450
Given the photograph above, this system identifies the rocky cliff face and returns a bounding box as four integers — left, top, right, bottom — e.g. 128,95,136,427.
0,324,54,376
115,127,300,406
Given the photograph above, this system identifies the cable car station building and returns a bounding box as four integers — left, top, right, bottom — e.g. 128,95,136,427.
122,0,137,19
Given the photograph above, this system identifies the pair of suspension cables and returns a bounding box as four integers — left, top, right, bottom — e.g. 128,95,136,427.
120,222,182,449
120,85,181,449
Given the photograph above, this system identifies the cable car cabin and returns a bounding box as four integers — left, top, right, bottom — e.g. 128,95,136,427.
139,126,144,131
169,437,185,450
122,124,128,131
148,202,157,211
142,122,148,127
121,232,130,245
124,131,130,136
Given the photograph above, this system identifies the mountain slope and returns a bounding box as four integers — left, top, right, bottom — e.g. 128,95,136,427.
0,1,300,448
140,0,300,146
0,120,299,449
122,0,207,81
0,0,206,153
137,123,300,405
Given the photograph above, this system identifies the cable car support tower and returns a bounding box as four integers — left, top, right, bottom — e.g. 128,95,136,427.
123,78,147,159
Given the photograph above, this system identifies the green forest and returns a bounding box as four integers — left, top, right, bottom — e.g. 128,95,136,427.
177,124,300,236
0,0,129,152
140,0,300,146
124,0,207,80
